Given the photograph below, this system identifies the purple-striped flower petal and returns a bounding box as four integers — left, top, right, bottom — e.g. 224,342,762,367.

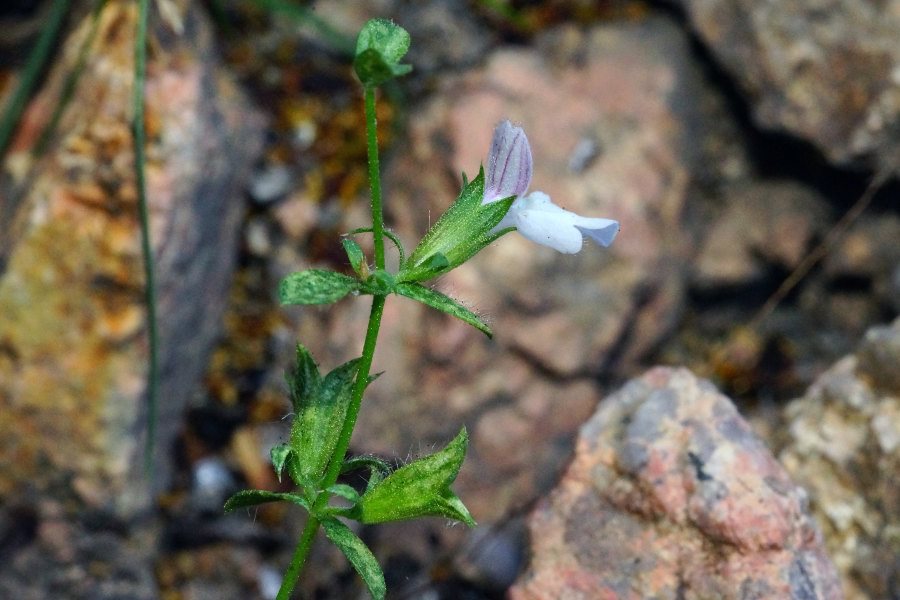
483,120,532,204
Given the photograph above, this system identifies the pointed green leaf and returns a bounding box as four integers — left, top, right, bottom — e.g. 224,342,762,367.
327,484,361,505
270,444,293,483
354,48,412,87
321,517,386,600
290,358,361,484
347,428,475,526
395,283,492,338
419,252,449,274
224,489,310,512
342,456,393,492
342,238,368,279
279,269,359,305
400,168,515,282
361,269,396,296
347,227,406,265
288,345,322,413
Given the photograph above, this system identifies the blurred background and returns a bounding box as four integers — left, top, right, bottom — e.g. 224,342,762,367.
0,0,897,598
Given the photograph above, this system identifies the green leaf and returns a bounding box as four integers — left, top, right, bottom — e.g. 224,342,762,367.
354,19,412,87
342,238,369,279
354,48,412,87
279,269,360,305
327,484,361,505
361,269,396,296
321,517,386,600
419,252,450,274
347,428,476,526
342,456,393,492
347,227,406,265
290,357,361,484
356,18,410,64
400,168,515,282
224,489,310,512
288,345,322,413
270,444,293,483
395,283,492,338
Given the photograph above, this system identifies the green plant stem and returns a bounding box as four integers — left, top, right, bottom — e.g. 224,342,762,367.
365,86,385,270
133,0,158,474
0,0,72,157
277,513,320,600
276,296,386,600
275,82,390,600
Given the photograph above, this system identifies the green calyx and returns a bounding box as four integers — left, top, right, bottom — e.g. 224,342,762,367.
399,167,515,283
354,19,412,87
343,427,475,527
287,346,361,487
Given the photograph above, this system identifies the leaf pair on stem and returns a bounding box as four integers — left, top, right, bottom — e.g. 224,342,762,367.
225,347,473,599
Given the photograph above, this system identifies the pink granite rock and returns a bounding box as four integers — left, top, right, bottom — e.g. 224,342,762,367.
510,367,842,600
0,0,262,515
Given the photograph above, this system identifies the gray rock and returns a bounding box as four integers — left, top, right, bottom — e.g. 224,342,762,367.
779,319,900,599
248,164,293,205
676,0,900,167
693,181,831,288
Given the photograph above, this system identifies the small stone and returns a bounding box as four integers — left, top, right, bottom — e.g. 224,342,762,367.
567,137,599,173
245,217,272,257
455,525,524,591
257,564,282,600
191,457,236,513
273,192,319,241
292,119,316,151
249,164,293,205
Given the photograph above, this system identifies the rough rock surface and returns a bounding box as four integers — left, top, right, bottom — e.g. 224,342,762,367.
693,181,831,289
0,1,262,515
510,367,842,600
779,318,900,599
676,0,900,167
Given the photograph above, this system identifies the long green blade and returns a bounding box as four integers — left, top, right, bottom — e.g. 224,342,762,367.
0,0,72,157
33,0,108,157
133,0,158,475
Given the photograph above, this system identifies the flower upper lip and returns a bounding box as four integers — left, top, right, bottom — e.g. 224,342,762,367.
484,120,533,203
482,120,619,254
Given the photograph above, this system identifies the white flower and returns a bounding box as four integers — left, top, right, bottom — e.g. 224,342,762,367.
496,191,619,254
483,120,619,254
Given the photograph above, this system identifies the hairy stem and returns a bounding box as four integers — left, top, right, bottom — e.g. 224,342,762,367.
276,295,386,599
276,83,389,600
275,513,320,600
365,86,385,270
